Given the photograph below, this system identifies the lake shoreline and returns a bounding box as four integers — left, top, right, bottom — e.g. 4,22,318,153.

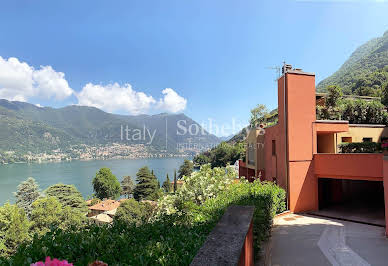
0,156,192,205
0,153,192,166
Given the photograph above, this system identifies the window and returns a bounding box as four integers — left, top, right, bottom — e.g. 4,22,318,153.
341,137,352,143
272,140,276,156
363,138,372,142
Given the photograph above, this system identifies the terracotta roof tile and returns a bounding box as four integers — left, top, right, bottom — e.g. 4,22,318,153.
88,199,121,211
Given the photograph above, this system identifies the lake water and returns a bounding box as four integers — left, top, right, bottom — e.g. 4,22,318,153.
0,157,190,205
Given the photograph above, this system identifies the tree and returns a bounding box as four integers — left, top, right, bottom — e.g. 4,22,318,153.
162,174,171,193
178,160,193,179
193,154,210,166
45,184,87,213
382,81,388,106
30,197,62,236
173,170,177,193
13,177,41,217
92,168,122,200
30,197,84,236
326,85,343,108
249,104,269,128
133,167,159,201
152,170,160,188
114,199,145,226
90,198,101,205
121,176,135,198
0,203,30,257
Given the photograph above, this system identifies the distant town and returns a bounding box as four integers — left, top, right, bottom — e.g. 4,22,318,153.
0,143,191,165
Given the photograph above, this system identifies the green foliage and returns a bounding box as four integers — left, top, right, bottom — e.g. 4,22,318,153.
155,164,236,217
90,198,101,206
30,197,84,236
173,170,177,193
114,199,150,226
0,100,220,159
92,168,122,200
162,174,172,193
121,176,135,198
13,177,41,217
317,86,388,124
133,166,159,201
193,154,210,166
338,142,380,153
195,142,245,168
249,104,269,127
326,85,343,107
317,30,388,93
178,159,194,179
341,99,388,124
45,184,87,213
0,203,30,257
227,128,247,144
6,179,285,265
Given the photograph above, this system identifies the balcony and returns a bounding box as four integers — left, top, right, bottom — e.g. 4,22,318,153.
314,153,383,181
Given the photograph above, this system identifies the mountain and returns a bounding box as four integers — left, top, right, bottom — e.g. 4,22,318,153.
218,134,234,142
0,99,220,160
317,30,388,94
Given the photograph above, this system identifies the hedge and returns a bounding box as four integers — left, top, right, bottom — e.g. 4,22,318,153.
338,142,381,153
3,181,285,265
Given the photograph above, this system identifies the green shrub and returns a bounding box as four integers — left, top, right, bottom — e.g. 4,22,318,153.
6,181,285,265
113,199,153,226
338,142,381,153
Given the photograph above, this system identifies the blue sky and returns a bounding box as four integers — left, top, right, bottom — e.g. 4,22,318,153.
0,0,387,136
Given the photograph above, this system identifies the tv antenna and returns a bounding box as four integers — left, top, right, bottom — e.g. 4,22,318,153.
266,65,281,81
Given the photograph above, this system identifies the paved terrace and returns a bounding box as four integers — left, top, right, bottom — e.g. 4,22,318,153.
266,213,388,266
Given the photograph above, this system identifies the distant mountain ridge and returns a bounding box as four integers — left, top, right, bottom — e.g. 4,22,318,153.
0,99,220,158
317,30,388,93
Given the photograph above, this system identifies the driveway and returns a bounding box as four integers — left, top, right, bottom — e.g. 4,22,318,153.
265,213,388,266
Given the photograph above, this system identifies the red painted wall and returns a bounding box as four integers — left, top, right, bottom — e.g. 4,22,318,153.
314,154,383,180
383,159,388,236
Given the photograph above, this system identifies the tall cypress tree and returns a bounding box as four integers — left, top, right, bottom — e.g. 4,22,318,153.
121,176,135,198
133,166,158,201
173,169,177,193
162,174,171,193
178,160,194,179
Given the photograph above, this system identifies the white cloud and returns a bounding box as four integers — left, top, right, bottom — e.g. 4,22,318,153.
77,83,156,115
0,56,187,115
76,83,187,115
0,56,73,102
158,88,187,113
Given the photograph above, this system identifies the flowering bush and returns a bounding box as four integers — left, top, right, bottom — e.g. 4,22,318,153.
31,256,73,266
155,164,236,218
6,168,285,265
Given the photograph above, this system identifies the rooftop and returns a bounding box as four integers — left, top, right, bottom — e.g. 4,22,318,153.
89,199,122,211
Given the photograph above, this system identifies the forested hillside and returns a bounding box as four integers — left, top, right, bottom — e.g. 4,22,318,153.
0,100,220,158
317,30,388,96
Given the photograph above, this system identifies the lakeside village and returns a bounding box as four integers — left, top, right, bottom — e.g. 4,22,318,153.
0,142,197,165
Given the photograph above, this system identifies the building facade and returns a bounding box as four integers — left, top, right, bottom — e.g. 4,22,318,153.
239,65,388,235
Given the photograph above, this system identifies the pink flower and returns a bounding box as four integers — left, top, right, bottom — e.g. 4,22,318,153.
31,257,73,266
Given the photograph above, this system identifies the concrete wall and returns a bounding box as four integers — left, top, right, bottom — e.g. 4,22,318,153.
383,158,388,236
285,72,316,212
314,153,383,181
337,126,388,146
317,133,336,153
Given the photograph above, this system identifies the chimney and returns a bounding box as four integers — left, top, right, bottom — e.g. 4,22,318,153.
282,64,293,74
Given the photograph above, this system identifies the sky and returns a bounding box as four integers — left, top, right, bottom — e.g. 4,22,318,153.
0,0,387,136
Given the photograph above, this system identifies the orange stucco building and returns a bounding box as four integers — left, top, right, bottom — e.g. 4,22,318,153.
240,65,388,235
